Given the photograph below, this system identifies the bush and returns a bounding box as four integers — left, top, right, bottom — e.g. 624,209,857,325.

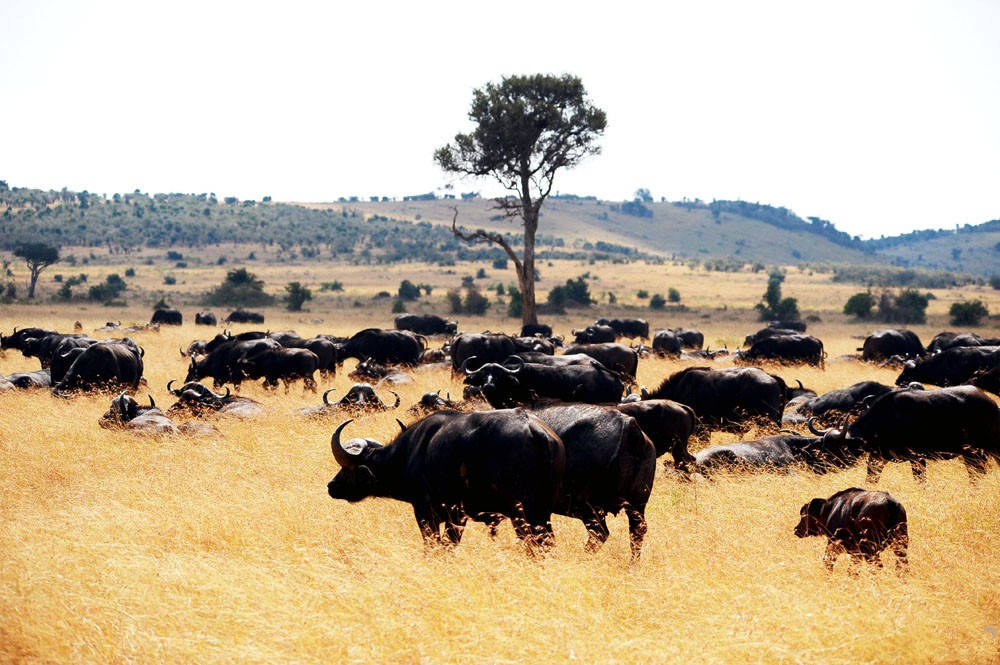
667,288,681,303
398,279,421,301
464,287,490,315
320,281,343,292
506,285,522,318
163,275,177,285
843,292,876,319
877,289,928,324
548,275,592,309
755,271,800,321
989,275,1000,290
88,274,127,302
949,300,989,326
476,268,487,279
124,268,135,277
636,289,649,299
204,267,275,307
284,282,312,311
649,293,666,309
492,257,508,270
446,289,463,314
391,299,406,313
166,251,183,261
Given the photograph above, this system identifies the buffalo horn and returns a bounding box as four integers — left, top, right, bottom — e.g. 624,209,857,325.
179,347,187,357
806,417,829,436
385,391,401,409
322,388,336,406
796,379,804,390
330,419,357,469
139,346,145,358
502,356,524,374
214,386,230,400
640,386,649,399
167,379,179,395
461,356,481,376
13,326,18,333
395,418,407,433
148,394,156,408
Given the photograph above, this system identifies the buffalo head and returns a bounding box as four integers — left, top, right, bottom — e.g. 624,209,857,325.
794,498,828,538
327,419,384,502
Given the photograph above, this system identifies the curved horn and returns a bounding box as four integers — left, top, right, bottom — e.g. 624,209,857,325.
322,388,336,406
796,379,804,390
167,379,179,395
139,346,145,357
13,326,18,333
461,356,481,376
502,356,524,374
180,347,187,357
117,320,122,326
395,418,407,433
384,390,400,409
330,419,357,469
147,394,156,408
807,417,830,436
214,386,230,400
640,386,649,399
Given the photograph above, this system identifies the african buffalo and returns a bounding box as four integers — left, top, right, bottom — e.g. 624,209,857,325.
736,333,825,367
694,432,857,477
795,488,908,571
812,385,1000,482
236,348,319,392
463,355,626,407
166,380,264,419
0,369,52,390
895,345,1000,387
300,384,400,417
651,329,681,356
562,342,639,378
614,399,697,470
450,332,518,372
52,338,144,395
926,331,1000,353
224,310,265,324
151,308,183,325
573,324,617,344
336,328,424,366
185,337,282,387
596,318,649,340
195,312,218,326
521,323,553,338
859,329,925,362
642,366,788,433
394,313,458,336
348,358,412,385
327,411,565,551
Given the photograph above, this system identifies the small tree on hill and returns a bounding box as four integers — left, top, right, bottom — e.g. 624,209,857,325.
949,299,988,326
205,267,275,307
398,279,421,301
754,271,799,321
284,282,312,311
15,243,59,299
844,292,876,319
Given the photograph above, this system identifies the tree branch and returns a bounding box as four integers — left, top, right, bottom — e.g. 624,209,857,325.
449,207,524,276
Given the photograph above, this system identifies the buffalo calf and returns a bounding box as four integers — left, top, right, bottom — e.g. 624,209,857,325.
794,487,908,571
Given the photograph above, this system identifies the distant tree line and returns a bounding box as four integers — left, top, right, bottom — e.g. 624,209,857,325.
707,201,870,252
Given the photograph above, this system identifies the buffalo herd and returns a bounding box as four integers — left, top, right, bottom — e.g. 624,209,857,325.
2,314,998,568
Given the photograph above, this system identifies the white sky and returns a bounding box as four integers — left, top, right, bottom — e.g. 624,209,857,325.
2,0,998,239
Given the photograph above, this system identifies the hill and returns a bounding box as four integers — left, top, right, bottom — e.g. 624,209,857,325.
2,182,998,277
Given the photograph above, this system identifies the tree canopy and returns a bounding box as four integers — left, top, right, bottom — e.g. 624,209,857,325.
14,242,59,298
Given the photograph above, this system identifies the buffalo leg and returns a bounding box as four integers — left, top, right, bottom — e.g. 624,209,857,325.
510,502,554,555
962,450,989,481
304,375,317,393
823,540,843,571
414,507,444,549
443,505,467,546
485,514,505,538
625,505,648,560
890,524,909,572
581,508,610,553
866,455,887,484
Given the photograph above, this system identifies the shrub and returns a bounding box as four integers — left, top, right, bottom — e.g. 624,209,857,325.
446,289,463,314
163,275,177,285
320,281,343,292
476,268,487,279
463,287,490,315
667,288,681,303
649,293,666,309
506,285,522,318
636,289,649,299
124,268,135,277
949,300,989,326
492,257,508,270
755,271,799,321
284,282,312,311
204,267,275,307
877,289,928,324
88,274,127,302
843,292,876,319
989,275,1000,290
391,299,406,313
548,276,592,309
398,279,421,301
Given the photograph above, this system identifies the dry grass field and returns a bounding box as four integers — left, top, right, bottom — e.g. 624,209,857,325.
2,287,1000,663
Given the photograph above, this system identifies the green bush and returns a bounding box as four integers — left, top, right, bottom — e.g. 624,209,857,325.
843,292,876,319
163,275,177,285
398,279,421,301
204,267,275,307
492,257,508,270
989,275,1000,290
876,289,928,324
446,289,463,314
548,276,591,309
88,274,127,302
391,299,406,313
949,300,989,325
506,285,522,318
320,281,343,292
649,293,666,309
464,287,490,315
284,282,312,311
667,288,681,303
636,289,649,299
755,271,800,321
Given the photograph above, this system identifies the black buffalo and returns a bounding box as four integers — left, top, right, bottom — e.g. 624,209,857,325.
0,369,52,390
694,433,857,477
463,355,626,407
195,312,218,326
926,331,1000,353
785,381,894,426
521,323,553,338
20,332,95,368
562,343,639,378
651,329,681,357
895,345,1000,387
348,358,412,385
151,308,183,325
300,384,400,417
795,488,908,571
671,328,704,350
185,337,282,387
859,329,925,362
743,327,801,347
224,310,265,324
100,393,178,435
769,320,806,332
813,385,1000,482
166,380,264,418
52,338,144,395
236,347,319,392
327,411,565,551
572,324,617,344
737,333,825,367
336,328,424,366
394,313,458,336
642,366,788,433
450,333,518,372
511,335,556,355
0,327,58,355
493,405,655,558
614,399,697,470
596,318,649,340
407,391,459,416
969,367,1000,396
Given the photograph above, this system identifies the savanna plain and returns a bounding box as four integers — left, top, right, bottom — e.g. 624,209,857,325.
2,257,999,665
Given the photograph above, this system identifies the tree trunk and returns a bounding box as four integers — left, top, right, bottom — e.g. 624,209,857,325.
519,173,539,326
27,267,40,299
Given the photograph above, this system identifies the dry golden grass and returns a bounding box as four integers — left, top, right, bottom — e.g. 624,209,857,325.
2,306,1000,664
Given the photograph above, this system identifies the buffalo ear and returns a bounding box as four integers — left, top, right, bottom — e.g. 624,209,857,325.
806,497,826,517
357,465,377,484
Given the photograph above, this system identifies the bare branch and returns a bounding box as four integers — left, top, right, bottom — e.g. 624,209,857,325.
449,207,524,277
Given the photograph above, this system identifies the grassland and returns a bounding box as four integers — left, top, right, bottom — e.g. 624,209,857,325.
2,270,1000,664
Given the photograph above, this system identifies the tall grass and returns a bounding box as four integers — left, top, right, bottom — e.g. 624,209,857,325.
1,311,999,664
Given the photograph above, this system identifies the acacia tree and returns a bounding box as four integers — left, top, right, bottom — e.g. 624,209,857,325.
14,243,59,299
435,74,606,325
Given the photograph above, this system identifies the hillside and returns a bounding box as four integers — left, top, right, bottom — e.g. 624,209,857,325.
2,182,997,277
